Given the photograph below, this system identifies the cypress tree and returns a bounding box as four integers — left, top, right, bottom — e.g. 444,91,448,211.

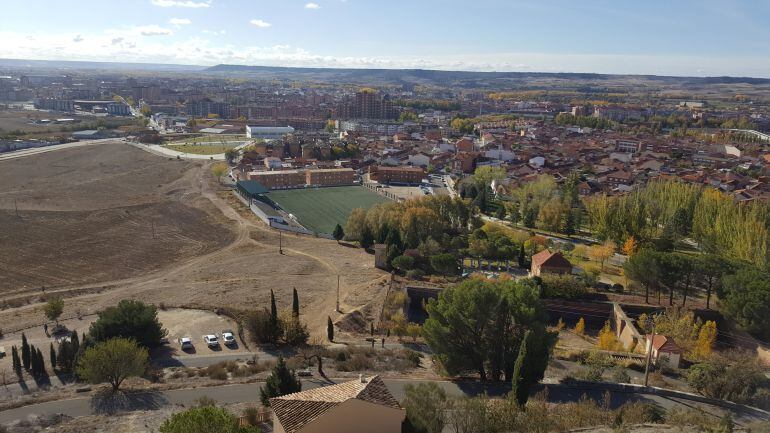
71,331,80,354
327,316,334,342
518,244,527,268
269,289,279,343
29,344,38,377
21,333,30,371
58,340,73,373
11,346,21,378
37,348,47,377
511,330,531,406
292,287,300,318
49,343,57,372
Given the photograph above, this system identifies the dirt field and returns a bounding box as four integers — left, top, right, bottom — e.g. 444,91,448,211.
0,141,389,342
0,143,235,290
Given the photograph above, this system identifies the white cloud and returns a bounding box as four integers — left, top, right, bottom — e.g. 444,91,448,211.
202,29,226,35
2,29,769,77
305,3,321,9
151,0,211,7
134,25,174,36
73,34,84,43
249,19,272,28
169,18,192,26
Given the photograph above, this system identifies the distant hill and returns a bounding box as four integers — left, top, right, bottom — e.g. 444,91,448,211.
2,58,769,87
204,64,770,86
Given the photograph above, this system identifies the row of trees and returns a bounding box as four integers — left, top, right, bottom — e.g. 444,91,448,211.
585,180,770,267
345,195,473,274
625,248,770,338
507,174,582,235
554,112,617,130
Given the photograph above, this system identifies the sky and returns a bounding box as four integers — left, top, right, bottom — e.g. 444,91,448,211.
1,0,770,77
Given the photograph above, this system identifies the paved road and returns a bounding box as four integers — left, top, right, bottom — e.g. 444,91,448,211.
0,379,764,425
0,138,120,161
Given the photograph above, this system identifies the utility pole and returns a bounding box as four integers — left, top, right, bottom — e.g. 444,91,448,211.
336,274,340,313
643,318,656,387
14,198,19,218
151,221,156,240
279,231,283,254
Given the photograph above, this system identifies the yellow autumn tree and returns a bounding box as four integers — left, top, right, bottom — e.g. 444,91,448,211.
597,321,624,351
574,317,586,336
692,320,717,359
622,236,637,256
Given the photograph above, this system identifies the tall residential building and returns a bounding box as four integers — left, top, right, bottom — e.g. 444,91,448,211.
186,100,231,118
339,90,397,120
131,85,161,102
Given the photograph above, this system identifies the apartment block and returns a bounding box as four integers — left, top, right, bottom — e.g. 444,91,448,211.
306,168,355,187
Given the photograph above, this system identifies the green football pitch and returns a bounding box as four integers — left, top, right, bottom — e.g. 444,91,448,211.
267,186,390,234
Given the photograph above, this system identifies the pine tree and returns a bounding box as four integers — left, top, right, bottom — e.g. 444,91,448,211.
511,330,531,406
49,342,57,372
11,346,21,378
292,287,300,318
327,316,334,342
260,356,301,406
21,333,30,371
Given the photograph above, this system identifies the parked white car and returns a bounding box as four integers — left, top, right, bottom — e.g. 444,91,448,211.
203,334,219,348
178,337,193,350
220,330,236,346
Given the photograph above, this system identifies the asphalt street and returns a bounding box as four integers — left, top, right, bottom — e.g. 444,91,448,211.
0,379,764,426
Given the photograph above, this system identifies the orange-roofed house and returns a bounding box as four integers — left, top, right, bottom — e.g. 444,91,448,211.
646,334,682,369
270,375,405,433
530,250,572,277
455,138,475,152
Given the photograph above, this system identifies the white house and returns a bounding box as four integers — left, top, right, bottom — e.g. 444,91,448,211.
485,146,516,162
646,334,682,369
408,153,431,167
271,375,405,433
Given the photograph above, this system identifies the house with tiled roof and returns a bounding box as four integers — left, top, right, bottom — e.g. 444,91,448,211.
646,334,682,369
530,250,572,277
270,375,404,433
